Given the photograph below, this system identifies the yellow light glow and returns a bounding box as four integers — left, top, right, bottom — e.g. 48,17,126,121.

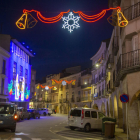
16,12,38,29
85,82,87,85
72,81,75,85
117,9,128,27
36,85,39,89
96,63,99,67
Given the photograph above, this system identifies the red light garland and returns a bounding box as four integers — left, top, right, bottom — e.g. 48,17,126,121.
23,9,70,23
73,7,121,23
16,6,128,29
51,79,76,84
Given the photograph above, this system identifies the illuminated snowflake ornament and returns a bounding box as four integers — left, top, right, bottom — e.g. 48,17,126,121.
62,81,67,86
62,12,80,33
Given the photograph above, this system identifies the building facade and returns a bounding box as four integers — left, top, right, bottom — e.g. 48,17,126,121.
0,34,34,109
90,39,109,115
0,46,10,102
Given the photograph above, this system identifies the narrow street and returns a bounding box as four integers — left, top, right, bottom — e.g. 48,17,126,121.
0,114,116,140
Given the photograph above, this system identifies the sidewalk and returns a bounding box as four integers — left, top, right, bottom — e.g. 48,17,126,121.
115,126,129,140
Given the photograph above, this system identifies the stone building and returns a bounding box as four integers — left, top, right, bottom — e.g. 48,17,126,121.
90,39,110,115
0,45,10,102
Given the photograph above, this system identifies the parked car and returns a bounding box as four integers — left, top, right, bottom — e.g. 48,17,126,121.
0,102,17,132
47,108,52,116
38,108,52,116
17,107,31,120
68,107,106,132
27,109,40,119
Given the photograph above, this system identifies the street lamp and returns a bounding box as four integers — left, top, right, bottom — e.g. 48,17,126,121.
95,63,99,67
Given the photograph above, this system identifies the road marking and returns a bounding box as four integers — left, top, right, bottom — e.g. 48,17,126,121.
31,138,42,140
11,138,22,140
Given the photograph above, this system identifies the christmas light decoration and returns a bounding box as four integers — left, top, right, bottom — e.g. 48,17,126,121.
53,87,57,90
45,86,49,90
36,85,40,89
72,80,75,85
62,12,80,33
107,9,128,27
62,81,67,86
52,80,56,85
16,6,128,30
51,79,76,84
16,12,38,29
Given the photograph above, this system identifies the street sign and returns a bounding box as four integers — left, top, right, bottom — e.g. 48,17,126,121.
120,94,129,103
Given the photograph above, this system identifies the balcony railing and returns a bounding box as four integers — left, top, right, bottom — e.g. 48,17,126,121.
81,96,93,101
71,85,75,88
63,98,69,103
124,2,140,21
59,99,63,103
81,83,91,89
112,36,119,56
77,97,81,102
115,49,140,86
71,98,75,102
51,89,58,93
106,54,114,69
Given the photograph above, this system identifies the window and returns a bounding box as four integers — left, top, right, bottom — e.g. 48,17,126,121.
91,111,97,118
25,69,28,83
70,109,81,117
98,112,105,119
78,91,80,96
32,74,35,80
20,65,23,76
85,111,90,117
0,105,14,114
13,62,17,80
1,78,4,95
2,60,6,75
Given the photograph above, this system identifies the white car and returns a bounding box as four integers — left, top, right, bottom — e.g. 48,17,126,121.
38,108,52,116
68,107,106,132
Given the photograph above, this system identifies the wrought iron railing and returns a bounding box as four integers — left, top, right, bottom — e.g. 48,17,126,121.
63,98,69,103
81,83,91,89
77,97,81,102
116,49,140,74
71,98,75,102
124,2,140,21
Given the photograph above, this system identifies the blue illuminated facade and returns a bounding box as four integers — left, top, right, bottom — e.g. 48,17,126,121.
8,39,34,107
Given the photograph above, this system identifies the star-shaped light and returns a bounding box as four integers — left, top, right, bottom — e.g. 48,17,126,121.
45,86,49,90
62,12,80,33
62,81,67,86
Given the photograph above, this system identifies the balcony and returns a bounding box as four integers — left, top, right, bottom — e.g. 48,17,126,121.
59,99,63,103
115,49,140,87
81,96,93,102
51,99,58,103
51,89,58,93
81,69,91,76
71,85,75,88
106,80,114,93
46,99,52,103
71,98,75,103
124,2,140,21
77,97,81,102
112,36,119,56
81,83,91,89
63,98,69,103
106,54,114,69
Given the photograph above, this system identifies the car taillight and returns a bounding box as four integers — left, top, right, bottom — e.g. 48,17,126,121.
81,109,84,120
14,115,18,120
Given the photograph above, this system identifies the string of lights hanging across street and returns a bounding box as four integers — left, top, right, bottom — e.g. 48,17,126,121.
16,6,128,32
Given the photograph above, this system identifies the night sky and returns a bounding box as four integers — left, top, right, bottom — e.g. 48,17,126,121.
0,0,113,80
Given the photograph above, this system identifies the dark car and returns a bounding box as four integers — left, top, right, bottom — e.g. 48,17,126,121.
0,102,18,132
27,109,40,119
